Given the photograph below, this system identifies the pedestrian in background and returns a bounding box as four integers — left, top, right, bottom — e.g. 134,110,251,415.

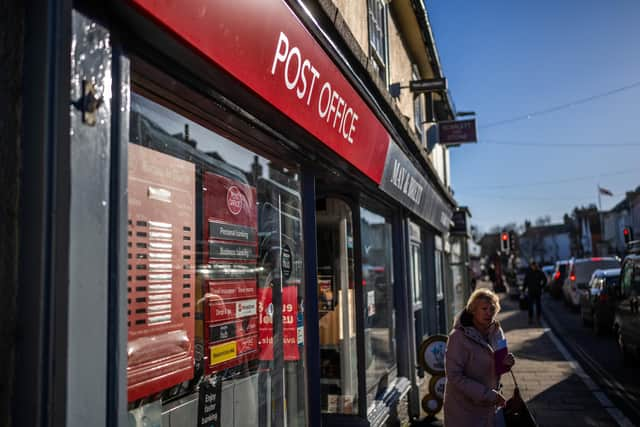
443,289,516,427
523,262,546,325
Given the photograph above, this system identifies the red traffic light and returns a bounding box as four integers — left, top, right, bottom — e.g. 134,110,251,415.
624,228,629,236
501,233,508,241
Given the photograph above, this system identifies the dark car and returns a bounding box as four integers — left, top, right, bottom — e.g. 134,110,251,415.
579,268,620,335
549,260,569,299
614,246,640,363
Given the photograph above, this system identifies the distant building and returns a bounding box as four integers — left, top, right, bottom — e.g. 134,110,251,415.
603,188,640,255
631,192,640,241
602,198,632,256
572,207,602,257
519,224,572,265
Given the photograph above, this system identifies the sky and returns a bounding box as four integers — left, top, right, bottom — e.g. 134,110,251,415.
425,0,640,233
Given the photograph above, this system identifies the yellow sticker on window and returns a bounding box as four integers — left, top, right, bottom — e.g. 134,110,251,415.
210,341,237,366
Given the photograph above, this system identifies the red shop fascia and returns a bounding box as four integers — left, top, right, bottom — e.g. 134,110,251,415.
126,0,393,184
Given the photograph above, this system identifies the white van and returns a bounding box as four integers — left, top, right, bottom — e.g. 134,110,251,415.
563,257,620,308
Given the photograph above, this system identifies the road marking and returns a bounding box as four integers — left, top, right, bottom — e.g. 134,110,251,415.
542,320,635,427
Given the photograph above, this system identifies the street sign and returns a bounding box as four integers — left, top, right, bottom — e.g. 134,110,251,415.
409,78,447,93
438,119,477,145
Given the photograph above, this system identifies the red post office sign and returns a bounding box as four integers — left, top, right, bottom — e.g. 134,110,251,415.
130,0,390,183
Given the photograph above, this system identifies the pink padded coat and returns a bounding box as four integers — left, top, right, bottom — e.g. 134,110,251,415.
443,311,505,427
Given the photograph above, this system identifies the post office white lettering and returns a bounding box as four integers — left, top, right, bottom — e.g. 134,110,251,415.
284,46,301,90
270,31,360,145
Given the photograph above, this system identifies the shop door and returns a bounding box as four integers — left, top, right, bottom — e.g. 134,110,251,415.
316,198,359,415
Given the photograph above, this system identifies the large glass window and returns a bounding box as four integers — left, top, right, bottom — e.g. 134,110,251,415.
317,198,359,414
360,207,395,406
409,221,423,308
126,88,306,426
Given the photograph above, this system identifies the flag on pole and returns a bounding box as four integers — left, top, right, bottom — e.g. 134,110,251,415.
598,186,613,196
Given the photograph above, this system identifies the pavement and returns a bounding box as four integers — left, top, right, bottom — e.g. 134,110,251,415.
412,281,626,427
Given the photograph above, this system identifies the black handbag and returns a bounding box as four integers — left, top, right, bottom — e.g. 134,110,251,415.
504,371,537,427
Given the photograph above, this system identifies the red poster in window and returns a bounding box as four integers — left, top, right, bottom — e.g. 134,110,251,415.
257,286,299,361
126,143,196,402
258,287,273,361
202,171,259,374
207,279,258,301
283,286,299,361
203,172,257,240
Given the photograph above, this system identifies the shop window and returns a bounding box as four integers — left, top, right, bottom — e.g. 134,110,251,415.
435,250,444,301
411,244,423,307
126,91,306,426
409,222,423,308
368,0,388,84
317,198,359,414
360,207,395,406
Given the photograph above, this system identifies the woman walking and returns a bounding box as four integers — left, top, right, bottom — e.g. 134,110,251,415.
443,289,515,426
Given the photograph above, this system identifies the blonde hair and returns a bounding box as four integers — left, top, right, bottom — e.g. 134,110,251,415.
465,288,501,315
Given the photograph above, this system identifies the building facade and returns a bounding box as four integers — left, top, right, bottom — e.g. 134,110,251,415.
519,224,572,265
3,1,464,426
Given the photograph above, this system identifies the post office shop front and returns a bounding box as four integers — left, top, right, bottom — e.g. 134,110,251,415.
12,1,457,426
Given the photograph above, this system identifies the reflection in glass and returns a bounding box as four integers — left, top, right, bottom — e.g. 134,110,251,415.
317,198,358,414
360,207,395,406
127,93,306,426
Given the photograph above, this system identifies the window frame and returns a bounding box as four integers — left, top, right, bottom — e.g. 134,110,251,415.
359,204,397,403
367,0,388,85
122,56,312,427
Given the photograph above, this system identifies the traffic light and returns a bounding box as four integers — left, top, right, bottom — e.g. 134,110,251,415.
500,231,510,253
508,231,518,254
623,226,634,244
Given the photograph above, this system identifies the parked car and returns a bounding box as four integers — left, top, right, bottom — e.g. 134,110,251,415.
542,265,555,291
579,268,620,335
614,247,640,363
562,257,621,309
549,260,569,299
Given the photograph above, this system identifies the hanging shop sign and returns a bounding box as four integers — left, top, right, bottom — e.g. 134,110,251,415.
379,143,453,233
409,77,447,94
450,209,470,236
438,119,478,145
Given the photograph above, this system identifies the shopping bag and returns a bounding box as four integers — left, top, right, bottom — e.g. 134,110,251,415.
504,371,537,427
